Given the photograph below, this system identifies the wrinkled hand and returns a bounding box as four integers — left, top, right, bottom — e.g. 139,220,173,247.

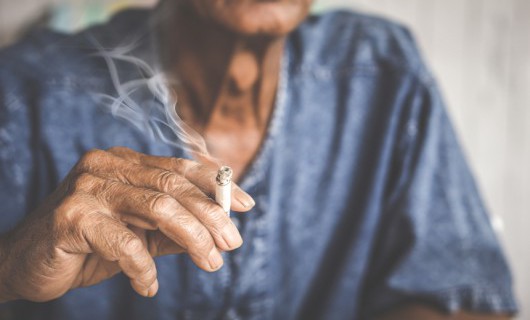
0,147,254,302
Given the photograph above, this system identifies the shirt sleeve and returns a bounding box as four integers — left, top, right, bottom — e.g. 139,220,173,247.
0,62,36,235
362,78,518,317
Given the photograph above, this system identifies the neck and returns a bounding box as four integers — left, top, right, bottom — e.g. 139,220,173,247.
161,3,285,132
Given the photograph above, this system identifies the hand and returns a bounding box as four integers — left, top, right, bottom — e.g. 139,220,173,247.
0,147,254,302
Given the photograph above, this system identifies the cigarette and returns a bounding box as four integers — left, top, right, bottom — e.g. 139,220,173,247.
215,166,232,216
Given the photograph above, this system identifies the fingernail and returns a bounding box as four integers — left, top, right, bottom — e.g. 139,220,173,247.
222,223,243,249
147,279,159,297
234,189,255,208
208,248,223,270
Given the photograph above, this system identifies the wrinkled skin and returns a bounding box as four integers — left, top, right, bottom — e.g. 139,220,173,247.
0,147,255,301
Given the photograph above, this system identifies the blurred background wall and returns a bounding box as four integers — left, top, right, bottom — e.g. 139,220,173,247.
0,0,528,318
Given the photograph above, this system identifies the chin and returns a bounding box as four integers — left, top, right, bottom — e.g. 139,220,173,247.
194,0,313,36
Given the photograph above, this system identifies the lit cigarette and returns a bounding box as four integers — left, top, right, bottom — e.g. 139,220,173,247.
215,166,232,216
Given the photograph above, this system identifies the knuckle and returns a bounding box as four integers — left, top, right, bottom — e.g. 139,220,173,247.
149,194,179,219
55,196,81,225
72,173,97,193
121,237,145,257
156,170,180,191
78,148,106,169
85,148,106,159
171,158,196,177
55,194,97,229
92,180,120,205
171,158,185,171
200,202,229,229
176,184,198,200
188,225,213,253
100,179,121,195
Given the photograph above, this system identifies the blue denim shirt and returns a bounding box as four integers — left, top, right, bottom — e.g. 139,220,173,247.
0,7,517,320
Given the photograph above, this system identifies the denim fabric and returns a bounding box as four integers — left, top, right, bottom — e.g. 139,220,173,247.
0,7,518,320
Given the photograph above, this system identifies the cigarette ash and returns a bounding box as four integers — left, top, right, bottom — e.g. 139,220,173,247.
216,166,233,186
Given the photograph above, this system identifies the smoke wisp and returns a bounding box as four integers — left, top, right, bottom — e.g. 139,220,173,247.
91,37,216,165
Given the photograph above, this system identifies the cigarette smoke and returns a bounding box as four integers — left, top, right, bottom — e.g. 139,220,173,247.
91,36,216,165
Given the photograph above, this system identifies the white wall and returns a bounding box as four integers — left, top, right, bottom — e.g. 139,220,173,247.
1,0,529,318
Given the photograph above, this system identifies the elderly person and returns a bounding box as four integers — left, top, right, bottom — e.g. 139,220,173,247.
0,1,517,319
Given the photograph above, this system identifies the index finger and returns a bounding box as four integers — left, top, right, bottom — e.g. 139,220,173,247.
107,147,255,212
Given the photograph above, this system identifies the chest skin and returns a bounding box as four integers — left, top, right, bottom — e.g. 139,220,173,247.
176,48,281,182
204,122,264,183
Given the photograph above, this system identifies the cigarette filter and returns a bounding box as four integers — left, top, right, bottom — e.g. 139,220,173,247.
215,166,232,216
